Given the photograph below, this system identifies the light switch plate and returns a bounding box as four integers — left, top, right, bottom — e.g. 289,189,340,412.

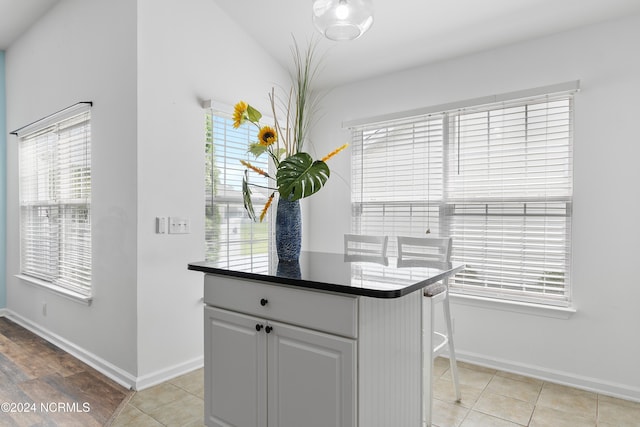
168,217,191,234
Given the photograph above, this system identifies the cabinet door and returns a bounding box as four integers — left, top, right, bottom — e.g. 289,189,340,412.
204,307,267,427
267,321,356,427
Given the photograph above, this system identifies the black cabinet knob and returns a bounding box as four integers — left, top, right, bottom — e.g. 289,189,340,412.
265,326,273,334
260,298,268,306
255,324,264,332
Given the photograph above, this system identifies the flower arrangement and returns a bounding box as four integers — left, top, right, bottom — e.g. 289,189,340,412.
234,40,347,223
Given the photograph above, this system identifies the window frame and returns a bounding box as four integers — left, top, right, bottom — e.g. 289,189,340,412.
14,102,92,303
348,82,577,308
205,105,274,271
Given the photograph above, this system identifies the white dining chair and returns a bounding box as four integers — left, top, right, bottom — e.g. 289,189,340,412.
396,236,461,422
344,234,389,264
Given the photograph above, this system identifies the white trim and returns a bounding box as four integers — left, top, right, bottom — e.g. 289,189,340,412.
2,310,204,392
206,100,233,114
135,356,204,391
449,293,576,319
454,350,640,403
15,274,92,305
343,80,580,128
4,310,136,390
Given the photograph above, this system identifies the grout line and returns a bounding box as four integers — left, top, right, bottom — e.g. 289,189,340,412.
434,362,627,427
113,371,204,426
104,391,136,427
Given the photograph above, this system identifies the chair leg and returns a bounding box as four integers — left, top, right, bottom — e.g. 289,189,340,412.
424,296,435,426
442,292,461,402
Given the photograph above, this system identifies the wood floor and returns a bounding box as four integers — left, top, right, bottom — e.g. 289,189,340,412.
0,317,132,426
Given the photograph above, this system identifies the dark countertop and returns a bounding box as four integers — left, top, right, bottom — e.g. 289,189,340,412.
188,251,464,299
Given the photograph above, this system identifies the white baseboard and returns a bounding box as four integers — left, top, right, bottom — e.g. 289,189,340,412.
455,350,640,403
135,356,204,391
3,309,204,392
5,310,137,390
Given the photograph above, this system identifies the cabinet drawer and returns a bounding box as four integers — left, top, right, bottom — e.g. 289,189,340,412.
204,275,358,338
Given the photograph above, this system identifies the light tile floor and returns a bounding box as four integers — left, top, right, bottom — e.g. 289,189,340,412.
109,368,204,427
432,358,640,427
109,359,640,426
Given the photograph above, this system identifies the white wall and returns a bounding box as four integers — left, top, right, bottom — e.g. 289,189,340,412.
135,0,288,385
6,0,139,380
307,14,640,400
5,0,289,388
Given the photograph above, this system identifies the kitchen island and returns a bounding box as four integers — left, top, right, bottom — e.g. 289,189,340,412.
189,251,464,427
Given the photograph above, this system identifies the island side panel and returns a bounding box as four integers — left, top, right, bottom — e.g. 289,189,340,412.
358,291,424,426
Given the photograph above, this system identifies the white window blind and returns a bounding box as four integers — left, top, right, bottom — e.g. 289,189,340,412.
18,106,92,297
351,88,574,306
205,109,271,271
351,115,444,255
446,96,573,305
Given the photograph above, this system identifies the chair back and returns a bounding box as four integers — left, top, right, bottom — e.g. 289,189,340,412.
344,234,389,265
396,236,452,268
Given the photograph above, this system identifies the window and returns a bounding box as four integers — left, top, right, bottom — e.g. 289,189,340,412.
17,104,92,298
350,84,575,307
205,107,271,270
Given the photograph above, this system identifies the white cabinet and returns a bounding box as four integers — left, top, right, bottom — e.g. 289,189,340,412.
204,307,266,427
203,274,424,427
204,305,356,427
267,319,355,427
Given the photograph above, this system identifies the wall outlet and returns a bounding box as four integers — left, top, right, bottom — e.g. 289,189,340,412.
168,217,191,234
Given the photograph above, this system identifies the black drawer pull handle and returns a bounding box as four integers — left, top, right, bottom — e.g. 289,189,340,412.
265,326,273,334
255,324,264,332
260,298,268,306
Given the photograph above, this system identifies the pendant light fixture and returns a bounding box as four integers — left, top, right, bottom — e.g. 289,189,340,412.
312,0,374,41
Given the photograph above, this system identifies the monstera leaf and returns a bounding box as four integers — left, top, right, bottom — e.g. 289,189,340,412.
276,152,330,201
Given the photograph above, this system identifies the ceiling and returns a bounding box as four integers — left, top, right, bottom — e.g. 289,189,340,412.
2,0,640,88
0,0,59,50
214,0,640,88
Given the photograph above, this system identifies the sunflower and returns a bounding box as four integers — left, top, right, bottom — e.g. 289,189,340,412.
233,101,248,128
257,126,277,146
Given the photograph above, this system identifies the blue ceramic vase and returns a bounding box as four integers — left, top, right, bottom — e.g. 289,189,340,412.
276,260,302,279
275,197,301,261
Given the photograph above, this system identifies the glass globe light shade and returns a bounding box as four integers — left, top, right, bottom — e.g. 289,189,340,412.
312,0,374,41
